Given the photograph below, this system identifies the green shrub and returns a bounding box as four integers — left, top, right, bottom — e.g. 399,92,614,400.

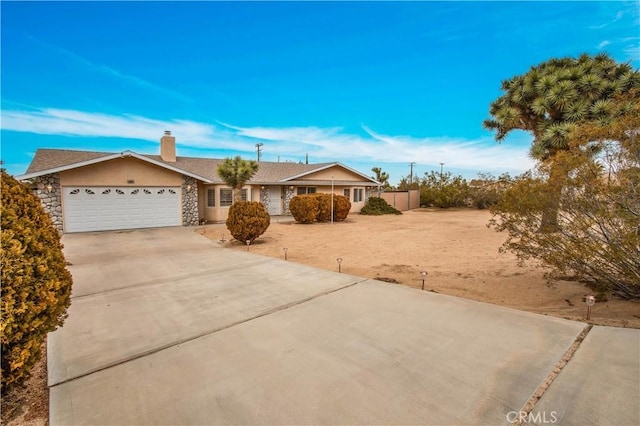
226,201,270,243
1,170,73,391
289,195,319,224
333,194,351,221
360,197,402,215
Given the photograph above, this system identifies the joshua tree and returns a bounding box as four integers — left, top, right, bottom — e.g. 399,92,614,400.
216,156,259,203
483,53,640,231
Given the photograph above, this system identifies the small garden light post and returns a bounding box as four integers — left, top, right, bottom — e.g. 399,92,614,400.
421,271,428,290
337,257,343,273
585,295,595,320
246,239,251,251
220,233,225,243
283,247,288,260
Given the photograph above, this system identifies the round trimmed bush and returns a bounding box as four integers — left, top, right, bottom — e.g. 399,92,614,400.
333,194,351,221
1,170,73,391
289,195,319,224
315,194,332,222
226,201,270,243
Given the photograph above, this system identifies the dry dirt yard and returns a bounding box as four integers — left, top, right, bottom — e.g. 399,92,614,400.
201,208,640,329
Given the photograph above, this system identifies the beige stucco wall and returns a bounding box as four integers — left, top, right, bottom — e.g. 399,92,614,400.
302,166,367,181
200,185,255,223
60,157,182,187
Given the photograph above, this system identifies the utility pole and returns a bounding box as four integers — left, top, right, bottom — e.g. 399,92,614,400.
256,143,264,161
439,162,445,180
409,162,416,187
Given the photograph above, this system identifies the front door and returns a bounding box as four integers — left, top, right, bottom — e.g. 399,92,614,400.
268,186,282,215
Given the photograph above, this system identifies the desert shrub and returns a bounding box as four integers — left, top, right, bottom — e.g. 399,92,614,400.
315,193,332,222
360,196,402,215
468,173,513,209
420,171,470,208
289,195,318,224
226,201,270,243
1,170,73,391
333,194,351,221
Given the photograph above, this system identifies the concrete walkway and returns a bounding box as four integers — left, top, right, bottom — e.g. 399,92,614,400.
49,227,639,425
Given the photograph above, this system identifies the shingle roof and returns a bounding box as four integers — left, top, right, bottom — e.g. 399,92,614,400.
23,149,377,185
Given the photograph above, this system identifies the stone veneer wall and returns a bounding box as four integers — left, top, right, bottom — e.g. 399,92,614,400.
260,187,270,209
31,174,63,232
181,176,199,226
283,187,295,215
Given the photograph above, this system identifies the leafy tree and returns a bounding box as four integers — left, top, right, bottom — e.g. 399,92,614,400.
484,53,640,231
226,201,270,244
371,167,392,190
489,91,640,299
216,156,259,203
1,171,72,391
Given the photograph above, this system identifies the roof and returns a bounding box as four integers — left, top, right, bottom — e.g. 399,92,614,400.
18,148,380,185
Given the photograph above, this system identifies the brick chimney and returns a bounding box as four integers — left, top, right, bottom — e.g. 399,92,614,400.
160,130,176,162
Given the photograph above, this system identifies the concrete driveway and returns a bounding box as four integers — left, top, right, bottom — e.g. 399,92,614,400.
50,227,639,425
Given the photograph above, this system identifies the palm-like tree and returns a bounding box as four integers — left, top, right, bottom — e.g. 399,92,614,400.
216,156,259,203
484,53,640,230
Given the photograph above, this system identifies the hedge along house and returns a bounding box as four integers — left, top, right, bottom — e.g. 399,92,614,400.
17,131,380,233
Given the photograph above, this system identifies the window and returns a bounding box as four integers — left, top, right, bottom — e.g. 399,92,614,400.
296,187,317,195
354,188,364,202
343,188,351,200
220,189,233,207
207,189,216,207
220,188,248,207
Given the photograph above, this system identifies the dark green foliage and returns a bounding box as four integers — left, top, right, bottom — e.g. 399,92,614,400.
289,195,318,224
289,194,352,223
226,201,270,243
360,196,402,215
1,171,72,391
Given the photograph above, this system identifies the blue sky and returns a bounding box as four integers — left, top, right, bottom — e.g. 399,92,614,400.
2,1,638,184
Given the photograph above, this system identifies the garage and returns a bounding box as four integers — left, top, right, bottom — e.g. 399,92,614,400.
63,186,181,233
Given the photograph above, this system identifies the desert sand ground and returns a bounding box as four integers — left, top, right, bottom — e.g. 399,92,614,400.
200,208,640,329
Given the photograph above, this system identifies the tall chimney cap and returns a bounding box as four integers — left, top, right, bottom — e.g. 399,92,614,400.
164,130,172,136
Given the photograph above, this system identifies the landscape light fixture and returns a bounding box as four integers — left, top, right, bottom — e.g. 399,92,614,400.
420,271,428,290
220,233,225,243
585,295,596,320
336,257,343,273
246,239,251,251
283,247,288,260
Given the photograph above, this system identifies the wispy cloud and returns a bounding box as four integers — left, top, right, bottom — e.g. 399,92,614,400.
1,107,535,175
28,36,192,103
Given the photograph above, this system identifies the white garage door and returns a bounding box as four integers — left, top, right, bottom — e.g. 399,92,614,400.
63,187,182,233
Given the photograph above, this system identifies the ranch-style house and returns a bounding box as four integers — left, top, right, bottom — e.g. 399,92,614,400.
17,131,380,233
